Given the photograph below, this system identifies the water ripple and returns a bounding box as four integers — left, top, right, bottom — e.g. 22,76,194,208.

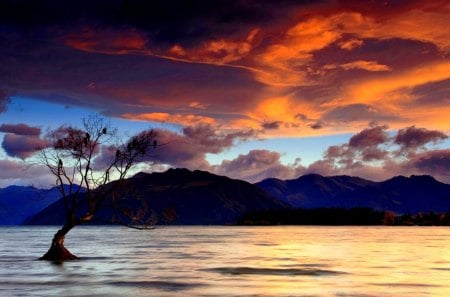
202,266,346,276
106,280,206,291
372,283,442,288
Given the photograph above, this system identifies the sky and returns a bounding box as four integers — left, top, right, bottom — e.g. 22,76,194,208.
0,0,449,187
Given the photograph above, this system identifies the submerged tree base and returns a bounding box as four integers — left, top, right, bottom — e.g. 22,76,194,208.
40,245,78,261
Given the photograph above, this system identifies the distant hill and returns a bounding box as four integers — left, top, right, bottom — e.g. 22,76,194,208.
0,186,65,224
256,174,450,213
27,168,289,225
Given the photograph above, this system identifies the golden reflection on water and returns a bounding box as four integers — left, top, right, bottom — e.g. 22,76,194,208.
1,226,450,296
178,226,450,297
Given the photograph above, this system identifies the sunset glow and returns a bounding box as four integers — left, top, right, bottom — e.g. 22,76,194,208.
0,0,449,186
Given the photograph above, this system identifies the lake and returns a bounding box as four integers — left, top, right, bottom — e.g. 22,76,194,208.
1,226,450,296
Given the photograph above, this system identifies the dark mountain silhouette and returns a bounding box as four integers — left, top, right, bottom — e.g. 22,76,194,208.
26,168,289,225
256,174,450,213
8,170,450,226
0,186,66,224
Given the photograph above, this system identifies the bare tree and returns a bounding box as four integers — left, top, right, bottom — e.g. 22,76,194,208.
39,115,157,261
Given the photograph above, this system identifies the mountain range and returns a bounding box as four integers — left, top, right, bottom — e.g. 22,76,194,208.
0,185,66,224
26,168,288,225
2,169,450,225
255,174,450,213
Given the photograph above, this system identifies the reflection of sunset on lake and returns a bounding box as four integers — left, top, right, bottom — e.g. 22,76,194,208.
3,226,450,296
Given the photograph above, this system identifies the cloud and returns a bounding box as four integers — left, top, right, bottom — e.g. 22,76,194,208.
63,28,147,54
327,2,450,51
411,149,450,178
152,124,256,169
241,96,324,136
304,125,392,178
94,124,257,171
252,14,346,86
348,125,389,148
214,149,305,183
337,60,392,72
0,0,294,44
322,104,400,124
309,122,323,130
0,30,266,128
261,121,282,130
1,134,49,159
210,124,447,183
167,28,260,64
394,126,448,149
411,79,450,107
303,124,450,183
248,4,448,86
345,61,450,105
121,112,217,126
0,0,449,139
0,159,54,188
338,38,363,50
0,123,41,136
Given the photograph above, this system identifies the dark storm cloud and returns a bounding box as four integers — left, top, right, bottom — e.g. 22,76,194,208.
335,0,450,23
0,0,312,47
394,126,448,149
0,123,41,136
0,30,266,118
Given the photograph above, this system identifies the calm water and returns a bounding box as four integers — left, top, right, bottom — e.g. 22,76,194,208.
1,226,450,297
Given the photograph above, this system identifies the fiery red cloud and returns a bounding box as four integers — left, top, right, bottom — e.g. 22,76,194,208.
0,0,449,184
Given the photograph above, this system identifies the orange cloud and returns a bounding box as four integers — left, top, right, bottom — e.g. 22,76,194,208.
232,95,336,137
325,60,392,72
167,28,260,64
252,15,347,86
122,112,217,126
188,101,207,109
343,61,391,72
64,28,147,54
58,4,450,138
346,60,450,104
250,5,449,86
338,38,363,50
359,6,450,52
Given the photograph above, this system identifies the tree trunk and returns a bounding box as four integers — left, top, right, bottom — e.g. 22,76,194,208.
40,223,78,261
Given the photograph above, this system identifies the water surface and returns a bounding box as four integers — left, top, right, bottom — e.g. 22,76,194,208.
1,226,450,296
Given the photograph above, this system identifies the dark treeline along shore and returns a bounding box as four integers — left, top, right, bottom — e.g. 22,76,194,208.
238,208,450,226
